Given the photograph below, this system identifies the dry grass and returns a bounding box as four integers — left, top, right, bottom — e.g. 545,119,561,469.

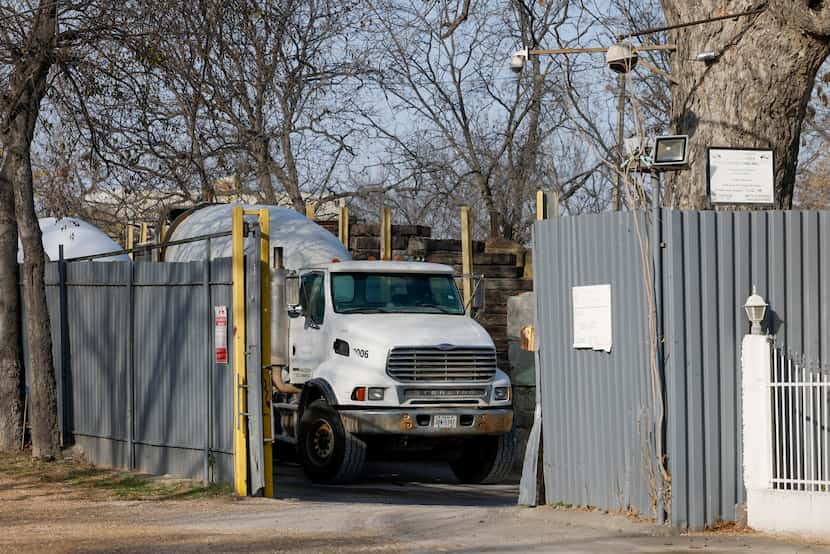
0,450,230,501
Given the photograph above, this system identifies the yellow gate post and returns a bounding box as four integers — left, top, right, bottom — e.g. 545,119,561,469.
257,208,274,498
231,207,248,496
305,203,316,220
338,203,350,249
536,190,547,221
380,207,392,260
460,207,473,315
126,224,135,260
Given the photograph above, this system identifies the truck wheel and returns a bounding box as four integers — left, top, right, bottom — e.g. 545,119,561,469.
298,399,366,483
449,431,515,484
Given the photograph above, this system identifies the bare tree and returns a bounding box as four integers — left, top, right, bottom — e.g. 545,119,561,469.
1,0,61,458
0,136,23,451
366,0,595,240
127,1,371,212
0,0,140,458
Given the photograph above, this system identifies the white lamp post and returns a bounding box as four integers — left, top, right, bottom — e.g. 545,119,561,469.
744,287,768,335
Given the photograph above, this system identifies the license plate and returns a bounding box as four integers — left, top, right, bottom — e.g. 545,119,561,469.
433,415,457,429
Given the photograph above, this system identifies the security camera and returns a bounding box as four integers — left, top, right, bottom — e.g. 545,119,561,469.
606,42,638,74
624,136,645,158
510,49,528,73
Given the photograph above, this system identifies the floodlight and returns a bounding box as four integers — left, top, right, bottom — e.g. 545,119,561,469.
651,135,688,167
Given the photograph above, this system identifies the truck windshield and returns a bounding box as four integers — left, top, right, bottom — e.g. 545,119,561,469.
331,272,465,315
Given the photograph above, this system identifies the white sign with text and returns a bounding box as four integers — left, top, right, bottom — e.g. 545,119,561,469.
708,148,774,204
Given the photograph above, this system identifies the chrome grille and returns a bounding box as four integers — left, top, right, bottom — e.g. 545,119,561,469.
386,346,497,382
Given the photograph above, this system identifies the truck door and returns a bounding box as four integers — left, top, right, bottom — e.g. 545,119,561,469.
289,271,328,383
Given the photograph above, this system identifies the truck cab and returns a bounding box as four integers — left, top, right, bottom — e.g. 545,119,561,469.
274,260,515,484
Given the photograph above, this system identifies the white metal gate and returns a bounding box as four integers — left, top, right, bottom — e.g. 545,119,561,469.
770,349,830,492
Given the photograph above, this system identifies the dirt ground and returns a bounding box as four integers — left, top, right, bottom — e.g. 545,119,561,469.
1,453,828,554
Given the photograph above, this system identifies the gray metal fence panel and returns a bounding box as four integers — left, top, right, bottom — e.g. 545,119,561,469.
534,212,656,516
534,208,830,529
64,262,131,443
23,257,240,484
210,259,235,460
133,261,211,476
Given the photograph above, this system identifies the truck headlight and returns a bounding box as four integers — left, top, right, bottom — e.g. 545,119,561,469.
368,387,385,401
494,386,511,401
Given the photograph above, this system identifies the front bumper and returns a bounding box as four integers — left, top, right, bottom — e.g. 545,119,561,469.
339,407,513,436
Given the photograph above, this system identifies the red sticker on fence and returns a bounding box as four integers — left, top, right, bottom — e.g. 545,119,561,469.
214,306,228,363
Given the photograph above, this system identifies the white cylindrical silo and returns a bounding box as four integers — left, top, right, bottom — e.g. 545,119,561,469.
162,203,350,269
17,217,129,262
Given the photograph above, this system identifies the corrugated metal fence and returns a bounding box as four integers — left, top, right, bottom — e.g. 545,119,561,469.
533,208,830,529
27,258,240,483
534,212,658,519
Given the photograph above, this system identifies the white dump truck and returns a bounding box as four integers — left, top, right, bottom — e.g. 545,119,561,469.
165,204,515,484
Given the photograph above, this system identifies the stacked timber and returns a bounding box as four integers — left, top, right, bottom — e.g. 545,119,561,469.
349,223,431,260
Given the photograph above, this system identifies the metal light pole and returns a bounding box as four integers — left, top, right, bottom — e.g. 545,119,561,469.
614,74,626,211
511,43,675,213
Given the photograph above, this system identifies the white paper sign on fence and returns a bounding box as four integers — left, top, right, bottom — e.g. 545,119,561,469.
572,284,612,353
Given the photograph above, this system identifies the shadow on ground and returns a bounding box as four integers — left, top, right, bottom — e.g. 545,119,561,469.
273,460,520,508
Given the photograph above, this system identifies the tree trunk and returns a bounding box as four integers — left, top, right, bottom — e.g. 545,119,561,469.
278,127,307,214
660,1,830,209
0,154,24,451
13,137,60,460
254,139,278,205
3,0,60,459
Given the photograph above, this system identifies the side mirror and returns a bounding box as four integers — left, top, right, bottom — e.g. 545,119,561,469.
471,276,486,313
286,274,300,306
287,304,305,319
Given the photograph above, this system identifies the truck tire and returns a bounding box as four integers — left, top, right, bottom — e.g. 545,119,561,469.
298,399,366,483
449,430,515,484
